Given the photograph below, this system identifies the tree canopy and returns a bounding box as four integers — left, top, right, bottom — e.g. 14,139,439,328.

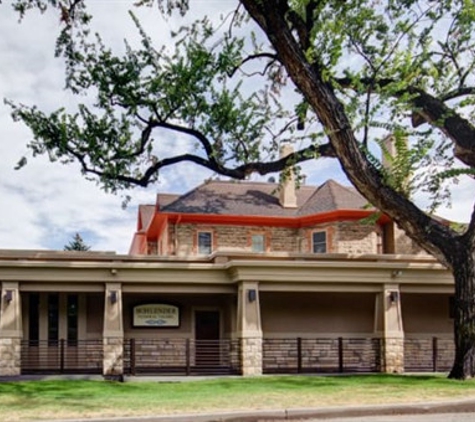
64,232,91,251
4,0,475,379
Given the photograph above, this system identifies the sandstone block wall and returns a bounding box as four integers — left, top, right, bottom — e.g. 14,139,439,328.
263,337,381,373
0,338,21,376
404,337,454,372
103,338,123,376
241,337,262,376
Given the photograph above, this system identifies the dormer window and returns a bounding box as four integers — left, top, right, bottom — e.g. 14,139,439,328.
312,231,327,253
197,231,213,255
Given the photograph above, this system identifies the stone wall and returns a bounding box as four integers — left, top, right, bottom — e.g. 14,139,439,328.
103,337,123,376
404,337,454,372
382,337,404,373
394,226,425,255
170,224,300,256
333,222,380,254
241,337,262,376
263,337,381,373
159,220,428,257
0,338,21,376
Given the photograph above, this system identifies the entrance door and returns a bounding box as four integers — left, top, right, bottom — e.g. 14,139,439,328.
194,310,220,366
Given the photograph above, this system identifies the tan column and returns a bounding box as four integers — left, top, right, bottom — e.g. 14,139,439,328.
103,283,124,377
0,282,22,376
378,284,404,373
237,281,262,376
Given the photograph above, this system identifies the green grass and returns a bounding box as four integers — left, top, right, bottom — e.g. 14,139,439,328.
1,375,475,421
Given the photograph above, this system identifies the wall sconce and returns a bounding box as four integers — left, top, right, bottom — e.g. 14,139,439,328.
391,270,402,278
389,291,399,304
109,290,118,304
4,290,13,303
110,268,118,276
247,289,257,303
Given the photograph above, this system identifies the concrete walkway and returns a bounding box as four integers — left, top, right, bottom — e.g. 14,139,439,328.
56,398,475,422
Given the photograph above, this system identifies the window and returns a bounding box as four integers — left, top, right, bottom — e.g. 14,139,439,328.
67,295,78,346
28,293,39,344
198,231,212,254
251,234,265,252
312,231,327,253
48,294,59,346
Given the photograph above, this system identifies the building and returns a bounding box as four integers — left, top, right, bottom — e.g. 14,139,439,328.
0,178,454,377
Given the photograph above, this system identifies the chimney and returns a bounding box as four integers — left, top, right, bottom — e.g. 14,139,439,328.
279,144,297,208
381,134,397,170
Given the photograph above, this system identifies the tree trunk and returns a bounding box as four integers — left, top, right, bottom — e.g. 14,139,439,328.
449,249,475,379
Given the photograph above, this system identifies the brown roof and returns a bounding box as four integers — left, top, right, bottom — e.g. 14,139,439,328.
157,193,181,209
159,179,368,217
297,179,369,215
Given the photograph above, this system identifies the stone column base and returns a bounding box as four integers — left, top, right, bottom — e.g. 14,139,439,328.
240,337,263,376
103,337,124,377
383,337,404,373
0,338,21,376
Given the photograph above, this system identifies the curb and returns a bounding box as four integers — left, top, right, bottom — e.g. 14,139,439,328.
57,398,475,422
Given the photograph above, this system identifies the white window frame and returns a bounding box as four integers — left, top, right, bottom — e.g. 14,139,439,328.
197,231,213,255
251,234,265,253
312,231,327,253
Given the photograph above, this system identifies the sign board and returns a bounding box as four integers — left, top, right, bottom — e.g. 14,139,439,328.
133,304,180,327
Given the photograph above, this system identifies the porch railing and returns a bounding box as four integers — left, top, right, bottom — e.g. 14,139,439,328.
124,338,241,376
263,337,382,374
21,339,103,374
404,337,454,372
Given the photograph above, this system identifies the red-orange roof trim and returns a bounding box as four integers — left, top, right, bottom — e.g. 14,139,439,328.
145,210,390,236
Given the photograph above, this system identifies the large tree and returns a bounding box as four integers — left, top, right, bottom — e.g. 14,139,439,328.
4,0,475,379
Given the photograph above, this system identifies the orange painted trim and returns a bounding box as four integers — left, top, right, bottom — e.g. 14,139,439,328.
145,210,391,239
129,232,147,255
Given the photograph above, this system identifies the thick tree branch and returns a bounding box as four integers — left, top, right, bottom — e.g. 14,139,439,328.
336,76,475,168
241,0,457,267
71,141,335,187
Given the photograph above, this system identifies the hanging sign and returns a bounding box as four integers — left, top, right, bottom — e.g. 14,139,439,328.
133,304,180,327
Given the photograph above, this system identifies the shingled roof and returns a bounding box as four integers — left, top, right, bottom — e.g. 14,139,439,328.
157,179,369,217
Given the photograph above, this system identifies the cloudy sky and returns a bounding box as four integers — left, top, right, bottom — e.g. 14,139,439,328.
0,1,473,254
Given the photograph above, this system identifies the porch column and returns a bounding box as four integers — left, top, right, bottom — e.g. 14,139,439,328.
103,283,124,377
0,282,22,376
237,281,262,376
375,284,404,373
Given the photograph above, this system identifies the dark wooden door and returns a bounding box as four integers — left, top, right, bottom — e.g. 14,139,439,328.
194,311,220,366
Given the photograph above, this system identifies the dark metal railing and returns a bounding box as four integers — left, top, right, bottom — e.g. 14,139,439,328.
124,338,241,376
404,337,454,372
263,337,381,374
21,339,103,374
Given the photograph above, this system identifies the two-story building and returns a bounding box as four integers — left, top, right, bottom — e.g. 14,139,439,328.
0,177,454,378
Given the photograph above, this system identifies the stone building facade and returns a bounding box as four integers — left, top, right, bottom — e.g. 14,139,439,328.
0,178,453,377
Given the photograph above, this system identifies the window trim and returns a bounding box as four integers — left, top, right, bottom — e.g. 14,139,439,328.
311,230,327,254
251,233,266,253
197,231,213,255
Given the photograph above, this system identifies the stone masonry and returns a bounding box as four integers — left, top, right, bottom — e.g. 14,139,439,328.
241,337,263,376
0,338,21,376
383,337,404,373
103,337,124,376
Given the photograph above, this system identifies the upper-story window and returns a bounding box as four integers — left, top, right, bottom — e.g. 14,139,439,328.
251,234,265,253
312,231,327,253
198,231,213,255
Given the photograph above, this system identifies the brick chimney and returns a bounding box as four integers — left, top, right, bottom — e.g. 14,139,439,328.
279,144,297,208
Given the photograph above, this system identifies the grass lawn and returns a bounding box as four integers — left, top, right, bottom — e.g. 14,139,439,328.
1,374,475,421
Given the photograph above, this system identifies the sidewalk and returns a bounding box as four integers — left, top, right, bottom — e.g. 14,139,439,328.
57,398,475,422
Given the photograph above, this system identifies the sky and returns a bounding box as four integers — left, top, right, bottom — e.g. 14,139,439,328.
0,1,473,254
